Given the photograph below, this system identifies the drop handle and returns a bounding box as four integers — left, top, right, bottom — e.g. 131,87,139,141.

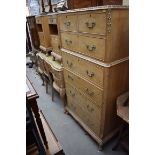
69,90,75,97
85,21,96,28
87,105,94,112
68,75,74,81
86,45,96,51
66,60,73,67
85,88,94,96
65,39,72,45
86,70,94,77
64,21,71,26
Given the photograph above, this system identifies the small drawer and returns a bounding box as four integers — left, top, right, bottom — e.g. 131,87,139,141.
52,69,64,80
61,32,78,52
78,35,106,61
78,11,106,35
53,74,65,88
64,69,103,108
36,17,42,24
62,52,104,88
59,14,77,32
48,17,57,24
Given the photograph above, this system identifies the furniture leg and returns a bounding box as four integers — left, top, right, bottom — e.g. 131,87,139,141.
112,123,124,151
30,100,48,149
60,94,67,113
45,81,48,93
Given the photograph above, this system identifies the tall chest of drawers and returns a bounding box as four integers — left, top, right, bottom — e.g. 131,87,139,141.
58,6,129,149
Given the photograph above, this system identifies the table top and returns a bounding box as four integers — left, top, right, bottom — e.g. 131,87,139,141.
26,76,39,100
37,53,63,71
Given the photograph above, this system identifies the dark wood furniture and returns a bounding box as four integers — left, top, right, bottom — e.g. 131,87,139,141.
26,97,46,155
26,77,48,149
27,16,40,50
67,0,123,9
26,76,65,155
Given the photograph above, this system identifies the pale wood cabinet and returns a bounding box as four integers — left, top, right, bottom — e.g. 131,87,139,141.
35,15,51,52
58,6,129,149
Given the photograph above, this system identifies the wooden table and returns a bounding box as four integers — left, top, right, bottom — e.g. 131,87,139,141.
112,92,129,152
26,76,48,149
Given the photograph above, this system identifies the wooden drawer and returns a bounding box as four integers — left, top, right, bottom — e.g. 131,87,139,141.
36,17,42,24
78,11,106,35
48,17,57,24
53,74,65,88
59,14,77,32
62,52,104,88
50,35,61,56
52,69,64,80
38,32,45,46
61,32,78,52
66,83,101,136
78,34,106,61
64,69,103,108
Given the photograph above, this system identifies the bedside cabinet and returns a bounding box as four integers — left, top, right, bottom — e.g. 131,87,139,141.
35,15,51,53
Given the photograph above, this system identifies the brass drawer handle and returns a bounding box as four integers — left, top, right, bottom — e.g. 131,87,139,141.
69,90,75,97
64,21,71,27
85,22,96,29
86,70,94,77
87,105,94,112
85,88,94,96
66,60,73,68
68,75,74,81
65,39,72,45
86,45,96,51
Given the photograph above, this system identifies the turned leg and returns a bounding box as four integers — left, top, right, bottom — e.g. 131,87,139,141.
30,99,48,149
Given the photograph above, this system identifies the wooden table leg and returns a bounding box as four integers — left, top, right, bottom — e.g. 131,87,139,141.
30,100,48,149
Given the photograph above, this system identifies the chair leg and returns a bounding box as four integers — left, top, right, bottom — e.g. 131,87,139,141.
45,81,48,94
52,87,54,101
60,94,67,113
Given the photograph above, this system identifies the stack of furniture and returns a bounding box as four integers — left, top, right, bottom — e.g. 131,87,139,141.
35,13,65,105
58,5,129,149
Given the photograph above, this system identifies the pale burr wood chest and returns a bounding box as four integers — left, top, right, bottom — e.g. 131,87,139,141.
58,5,129,149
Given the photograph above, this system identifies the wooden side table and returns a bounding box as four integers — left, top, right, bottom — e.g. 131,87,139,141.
112,92,129,152
26,76,48,149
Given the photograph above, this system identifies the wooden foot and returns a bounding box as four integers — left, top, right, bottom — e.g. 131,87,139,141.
98,143,103,151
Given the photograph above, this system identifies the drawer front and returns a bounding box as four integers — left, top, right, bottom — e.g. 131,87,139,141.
48,17,57,24
62,52,104,88
66,83,101,136
50,35,61,55
64,69,103,108
78,35,106,61
59,14,77,32
61,32,78,52
78,12,106,34
38,32,45,46
36,17,42,24
52,69,64,80
53,74,65,88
